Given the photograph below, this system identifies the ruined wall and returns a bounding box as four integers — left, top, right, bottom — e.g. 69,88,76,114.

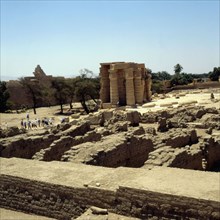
0,175,115,220
0,122,91,160
6,65,61,109
115,186,220,220
0,174,219,220
0,134,58,159
61,133,153,168
33,131,101,161
172,81,220,90
86,136,153,168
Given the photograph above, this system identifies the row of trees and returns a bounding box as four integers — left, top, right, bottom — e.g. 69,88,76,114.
0,81,10,112
0,69,100,114
151,64,220,93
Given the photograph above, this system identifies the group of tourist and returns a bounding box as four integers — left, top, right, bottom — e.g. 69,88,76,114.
20,113,54,130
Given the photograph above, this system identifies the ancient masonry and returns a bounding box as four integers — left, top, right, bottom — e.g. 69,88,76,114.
100,62,152,107
7,65,60,108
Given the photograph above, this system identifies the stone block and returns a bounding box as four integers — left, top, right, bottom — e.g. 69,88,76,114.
102,103,112,109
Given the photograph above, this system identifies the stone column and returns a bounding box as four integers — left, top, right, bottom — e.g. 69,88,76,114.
134,69,143,104
100,66,110,103
145,73,152,101
125,68,135,106
109,70,119,105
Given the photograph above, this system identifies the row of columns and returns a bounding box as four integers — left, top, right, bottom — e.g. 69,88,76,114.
109,68,145,106
100,65,152,107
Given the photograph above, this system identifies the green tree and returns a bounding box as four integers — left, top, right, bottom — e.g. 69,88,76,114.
0,81,10,112
209,67,220,81
151,71,171,81
171,72,193,86
74,69,100,114
66,78,78,109
174,64,183,75
151,81,164,94
19,78,42,114
51,78,69,114
41,87,54,107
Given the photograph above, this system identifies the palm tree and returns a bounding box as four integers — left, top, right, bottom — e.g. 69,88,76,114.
174,64,183,75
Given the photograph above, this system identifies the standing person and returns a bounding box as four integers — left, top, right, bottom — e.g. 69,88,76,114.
26,112,30,121
21,119,24,128
23,121,27,129
37,118,41,127
27,120,31,130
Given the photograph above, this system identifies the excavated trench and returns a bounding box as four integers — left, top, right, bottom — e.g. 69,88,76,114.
1,115,220,171
1,126,220,172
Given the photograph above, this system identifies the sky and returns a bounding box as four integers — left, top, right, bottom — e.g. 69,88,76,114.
0,0,219,80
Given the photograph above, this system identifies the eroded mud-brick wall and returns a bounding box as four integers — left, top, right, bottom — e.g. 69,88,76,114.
1,174,219,220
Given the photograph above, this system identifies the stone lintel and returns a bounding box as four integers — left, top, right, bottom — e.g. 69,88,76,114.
100,62,125,67
137,63,145,68
111,63,134,70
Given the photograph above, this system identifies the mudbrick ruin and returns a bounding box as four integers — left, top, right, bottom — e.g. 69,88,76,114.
0,68,220,219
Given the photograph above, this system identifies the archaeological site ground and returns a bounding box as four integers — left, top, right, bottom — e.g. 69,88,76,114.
0,68,220,219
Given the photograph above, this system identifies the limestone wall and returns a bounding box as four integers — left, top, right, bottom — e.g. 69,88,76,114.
0,158,219,220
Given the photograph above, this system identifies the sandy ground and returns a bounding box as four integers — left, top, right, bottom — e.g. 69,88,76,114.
0,208,55,220
76,208,139,220
0,103,82,129
128,89,220,114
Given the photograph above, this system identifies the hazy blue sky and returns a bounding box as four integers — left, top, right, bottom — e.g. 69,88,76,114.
1,0,219,80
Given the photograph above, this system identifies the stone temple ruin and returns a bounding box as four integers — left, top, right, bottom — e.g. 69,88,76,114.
0,80,220,218
100,62,152,107
6,65,62,109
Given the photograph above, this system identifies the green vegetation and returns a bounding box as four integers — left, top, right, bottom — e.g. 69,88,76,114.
74,70,100,114
0,81,10,113
51,78,69,114
19,77,43,114
51,69,100,114
151,71,171,81
174,64,183,75
209,67,220,81
151,64,220,93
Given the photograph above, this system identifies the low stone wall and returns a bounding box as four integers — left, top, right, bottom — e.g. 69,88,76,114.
0,158,219,220
172,81,220,90
62,134,154,168
116,187,220,219
1,174,219,220
0,175,115,220
32,131,101,161
0,134,58,158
